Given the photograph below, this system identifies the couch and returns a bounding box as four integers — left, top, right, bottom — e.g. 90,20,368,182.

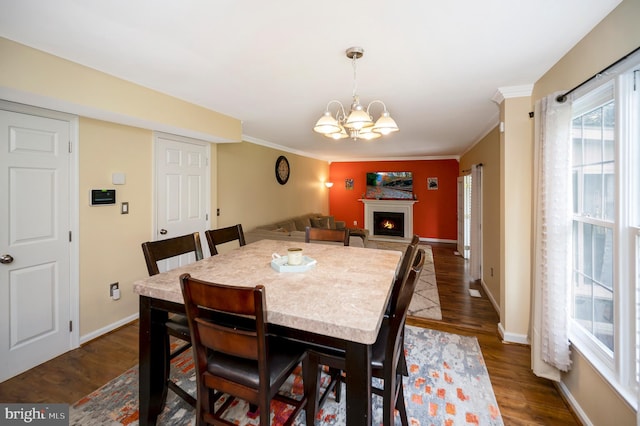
244,213,374,248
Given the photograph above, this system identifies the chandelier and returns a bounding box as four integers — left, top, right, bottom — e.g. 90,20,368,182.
313,47,399,141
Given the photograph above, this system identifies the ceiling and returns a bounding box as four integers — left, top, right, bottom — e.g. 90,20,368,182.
0,0,622,162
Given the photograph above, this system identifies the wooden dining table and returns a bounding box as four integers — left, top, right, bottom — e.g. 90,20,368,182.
133,238,402,425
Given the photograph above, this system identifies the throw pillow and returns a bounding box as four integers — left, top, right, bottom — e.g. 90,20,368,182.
294,216,312,231
276,220,296,232
322,215,336,230
310,217,329,229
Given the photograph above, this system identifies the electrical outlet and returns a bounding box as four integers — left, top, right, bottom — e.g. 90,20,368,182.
353,220,358,226
110,282,119,297
490,267,494,277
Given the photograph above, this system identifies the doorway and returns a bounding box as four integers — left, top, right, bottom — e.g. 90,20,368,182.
0,101,79,382
154,132,211,270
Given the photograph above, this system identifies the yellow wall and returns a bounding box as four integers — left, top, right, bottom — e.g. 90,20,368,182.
0,38,246,337
460,127,501,309
531,1,639,423
0,37,241,142
501,96,533,339
217,142,330,231
78,118,153,334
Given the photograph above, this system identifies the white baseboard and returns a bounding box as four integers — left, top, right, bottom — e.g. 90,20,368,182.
497,323,530,345
557,380,593,426
79,313,139,345
480,279,500,315
421,237,457,244
484,278,529,345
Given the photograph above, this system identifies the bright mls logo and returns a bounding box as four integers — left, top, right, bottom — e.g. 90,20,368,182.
1,404,68,425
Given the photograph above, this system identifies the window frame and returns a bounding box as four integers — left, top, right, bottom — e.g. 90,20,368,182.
567,59,639,408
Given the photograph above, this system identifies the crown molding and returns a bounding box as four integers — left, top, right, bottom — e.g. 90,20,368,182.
491,84,534,104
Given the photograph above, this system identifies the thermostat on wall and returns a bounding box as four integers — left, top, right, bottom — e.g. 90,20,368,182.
90,189,116,205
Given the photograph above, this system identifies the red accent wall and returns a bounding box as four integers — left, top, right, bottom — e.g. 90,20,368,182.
328,159,459,240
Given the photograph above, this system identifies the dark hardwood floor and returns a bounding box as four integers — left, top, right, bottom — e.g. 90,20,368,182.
0,242,580,425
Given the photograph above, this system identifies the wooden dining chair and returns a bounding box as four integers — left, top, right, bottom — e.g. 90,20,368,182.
304,248,426,426
304,226,349,246
179,273,308,426
328,234,420,404
386,234,420,316
205,224,246,255
140,232,204,407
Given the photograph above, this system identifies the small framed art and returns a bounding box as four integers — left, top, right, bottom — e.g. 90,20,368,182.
427,177,438,190
345,178,354,190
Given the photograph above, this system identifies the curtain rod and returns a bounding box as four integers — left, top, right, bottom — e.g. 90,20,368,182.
556,46,640,103
461,163,483,174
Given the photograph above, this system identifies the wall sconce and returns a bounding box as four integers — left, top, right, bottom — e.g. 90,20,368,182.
324,182,334,188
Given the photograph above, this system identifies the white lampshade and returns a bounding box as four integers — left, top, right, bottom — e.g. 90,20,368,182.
359,127,382,140
372,112,399,135
314,111,341,134
344,105,374,130
325,126,349,140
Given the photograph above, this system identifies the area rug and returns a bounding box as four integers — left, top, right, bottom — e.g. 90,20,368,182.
70,326,502,425
375,242,442,320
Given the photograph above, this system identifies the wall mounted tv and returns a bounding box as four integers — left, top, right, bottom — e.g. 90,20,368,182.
365,171,413,199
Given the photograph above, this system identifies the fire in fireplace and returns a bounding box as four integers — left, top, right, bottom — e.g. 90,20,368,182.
373,211,405,237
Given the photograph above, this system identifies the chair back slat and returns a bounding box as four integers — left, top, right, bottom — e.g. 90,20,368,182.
195,319,259,360
141,232,203,276
305,226,349,246
180,274,266,370
205,224,246,255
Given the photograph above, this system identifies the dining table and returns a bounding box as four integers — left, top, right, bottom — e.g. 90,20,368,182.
133,238,402,425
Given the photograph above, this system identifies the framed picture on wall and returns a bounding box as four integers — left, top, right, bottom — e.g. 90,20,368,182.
345,178,354,190
427,177,438,190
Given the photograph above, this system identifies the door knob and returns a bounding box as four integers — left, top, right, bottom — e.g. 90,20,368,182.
0,254,14,264
159,229,168,235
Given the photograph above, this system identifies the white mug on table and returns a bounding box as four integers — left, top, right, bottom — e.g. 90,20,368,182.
272,248,303,265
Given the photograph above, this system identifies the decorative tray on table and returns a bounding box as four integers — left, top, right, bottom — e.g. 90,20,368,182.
270,256,317,273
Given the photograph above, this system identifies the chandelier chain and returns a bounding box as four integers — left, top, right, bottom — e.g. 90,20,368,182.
352,53,358,99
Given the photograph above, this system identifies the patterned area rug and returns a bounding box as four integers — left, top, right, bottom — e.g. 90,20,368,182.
70,326,502,425
375,242,442,320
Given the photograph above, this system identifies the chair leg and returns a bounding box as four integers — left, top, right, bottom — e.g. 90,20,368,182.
383,373,397,426
303,354,322,425
332,369,343,403
395,377,409,426
259,395,270,426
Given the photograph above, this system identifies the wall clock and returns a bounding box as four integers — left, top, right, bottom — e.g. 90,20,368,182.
275,155,290,185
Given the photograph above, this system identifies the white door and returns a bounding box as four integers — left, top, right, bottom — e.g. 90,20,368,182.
155,133,210,271
0,107,73,382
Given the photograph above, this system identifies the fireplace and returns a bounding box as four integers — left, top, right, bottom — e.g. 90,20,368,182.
373,211,405,237
360,199,417,241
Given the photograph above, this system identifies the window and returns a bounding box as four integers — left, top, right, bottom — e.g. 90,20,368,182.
569,61,639,405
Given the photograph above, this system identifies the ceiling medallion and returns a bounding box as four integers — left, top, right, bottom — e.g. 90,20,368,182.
313,47,399,141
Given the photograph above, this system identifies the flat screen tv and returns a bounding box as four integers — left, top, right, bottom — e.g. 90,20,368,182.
365,171,413,199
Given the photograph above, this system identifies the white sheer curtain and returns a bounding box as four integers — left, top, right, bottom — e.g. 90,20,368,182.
531,92,573,380
469,164,482,281
636,234,640,426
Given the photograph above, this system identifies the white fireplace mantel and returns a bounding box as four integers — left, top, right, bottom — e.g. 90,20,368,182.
359,199,417,241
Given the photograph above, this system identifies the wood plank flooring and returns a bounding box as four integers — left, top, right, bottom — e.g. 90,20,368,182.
0,242,580,425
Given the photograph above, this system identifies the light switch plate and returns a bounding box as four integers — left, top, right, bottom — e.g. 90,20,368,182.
121,202,129,214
